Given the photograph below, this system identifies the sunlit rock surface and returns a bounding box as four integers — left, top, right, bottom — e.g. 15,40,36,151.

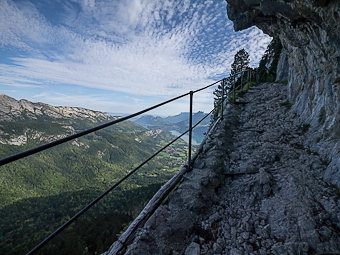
0,94,115,145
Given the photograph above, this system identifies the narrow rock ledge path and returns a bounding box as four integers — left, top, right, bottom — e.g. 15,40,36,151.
107,83,340,255
199,83,340,255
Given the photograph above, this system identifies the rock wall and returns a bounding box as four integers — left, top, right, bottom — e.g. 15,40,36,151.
103,3,340,253
226,0,340,186
275,49,289,82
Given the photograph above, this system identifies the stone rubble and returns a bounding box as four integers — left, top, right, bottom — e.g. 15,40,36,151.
111,82,340,255
113,110,237,255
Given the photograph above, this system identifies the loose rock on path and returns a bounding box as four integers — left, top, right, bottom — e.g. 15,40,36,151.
107,83,340,255
199,83,340,255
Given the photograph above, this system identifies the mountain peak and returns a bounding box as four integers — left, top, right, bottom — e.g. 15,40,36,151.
0,94,112,122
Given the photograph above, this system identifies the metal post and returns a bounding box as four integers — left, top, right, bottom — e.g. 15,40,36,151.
221,79,225,120
233,75,236,104
241,71,244,92
188,91,193,170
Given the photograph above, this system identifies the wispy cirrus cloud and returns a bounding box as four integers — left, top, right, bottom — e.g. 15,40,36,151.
0,0,271,114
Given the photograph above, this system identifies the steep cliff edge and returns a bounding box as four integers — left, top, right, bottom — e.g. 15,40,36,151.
226,0,340,186
106,83,340,254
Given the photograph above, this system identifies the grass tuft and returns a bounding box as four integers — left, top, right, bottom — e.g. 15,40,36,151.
280,100,292,109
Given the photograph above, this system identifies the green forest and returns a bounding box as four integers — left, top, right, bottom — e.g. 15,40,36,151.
0,113,190,254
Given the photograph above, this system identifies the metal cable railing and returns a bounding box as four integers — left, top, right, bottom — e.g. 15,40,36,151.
0,79,224,167
1,69,254,255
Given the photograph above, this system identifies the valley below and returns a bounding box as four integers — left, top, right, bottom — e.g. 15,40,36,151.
0,94,195,255
133,111,210,145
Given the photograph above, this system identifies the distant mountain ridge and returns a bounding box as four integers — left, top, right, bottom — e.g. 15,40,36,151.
134,111,211,143
0,94,119,146
0,94,113,122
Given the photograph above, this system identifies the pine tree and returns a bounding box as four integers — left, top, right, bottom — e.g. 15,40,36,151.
212,80,225,121
212,49,250,122
231,49,250,76
230,49,250,89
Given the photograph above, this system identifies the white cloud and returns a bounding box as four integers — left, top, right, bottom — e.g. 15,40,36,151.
26,92,195,116
34,93,141,113
0,0,48,50
0,0,271,113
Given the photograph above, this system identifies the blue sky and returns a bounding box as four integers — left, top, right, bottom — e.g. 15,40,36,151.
0,0,271,116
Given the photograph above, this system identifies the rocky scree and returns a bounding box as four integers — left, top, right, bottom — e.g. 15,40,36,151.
106,100,241,255
198,83,340,255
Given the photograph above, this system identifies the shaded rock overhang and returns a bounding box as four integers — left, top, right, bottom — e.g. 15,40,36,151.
225,0,340,185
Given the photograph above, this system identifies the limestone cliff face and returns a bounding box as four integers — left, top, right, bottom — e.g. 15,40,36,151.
226,0,340,185
227,0,339,136
0,94,116,146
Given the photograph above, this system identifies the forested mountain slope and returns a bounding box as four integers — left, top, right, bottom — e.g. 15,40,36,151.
0,94,188,254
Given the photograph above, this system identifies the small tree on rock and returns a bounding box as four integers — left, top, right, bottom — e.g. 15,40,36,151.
212,49,250,122
212,80,224,121
231,49,250,77
229,49,251,89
